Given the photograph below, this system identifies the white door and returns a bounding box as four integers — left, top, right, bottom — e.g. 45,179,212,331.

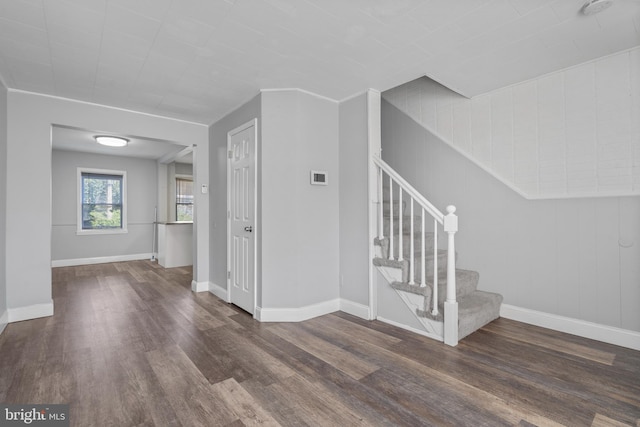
228,120,256,315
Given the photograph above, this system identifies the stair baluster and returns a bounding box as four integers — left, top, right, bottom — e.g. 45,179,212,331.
377,168,383,239
432,218,438,316
388,176,394,260
443,205,458,346
408,198,415,285
398,188,403,261
420,208,425,287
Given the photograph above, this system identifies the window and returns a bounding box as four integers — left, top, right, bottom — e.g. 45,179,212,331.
176,177,194,221
77,168,127,234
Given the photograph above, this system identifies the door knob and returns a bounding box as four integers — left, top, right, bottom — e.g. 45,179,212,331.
244,226,253,232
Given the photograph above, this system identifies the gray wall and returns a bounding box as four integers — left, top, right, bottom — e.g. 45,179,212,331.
382,99,640,333
51,150,158,261
175,162,193,175
338,93,370,306
209,94,261,294
261,90,340,309
209,90,341,311
0,79,7,330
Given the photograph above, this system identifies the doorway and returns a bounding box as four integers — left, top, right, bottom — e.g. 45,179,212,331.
227,119,257,315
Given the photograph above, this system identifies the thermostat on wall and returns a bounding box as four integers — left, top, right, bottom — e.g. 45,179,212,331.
310,170,328,185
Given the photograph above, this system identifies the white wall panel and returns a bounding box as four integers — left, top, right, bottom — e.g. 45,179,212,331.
537,73,566,195
435,102,453,144
452,102,471,153
470,95,492,166
512,81,537,192
419,83,437,130
490,88,514,182
384,46,640,198
565,63,598,194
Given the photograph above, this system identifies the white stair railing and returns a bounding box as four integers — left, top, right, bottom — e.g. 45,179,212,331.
373,156,459,346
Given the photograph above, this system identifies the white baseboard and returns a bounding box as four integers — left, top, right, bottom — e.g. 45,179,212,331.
501,304,640,351
377,316,444,342
208,282,228,302
52,253,152,267
256,298,340,322
191,280,209,293
0,309,8,335
8,301,54,323
339,299,370,320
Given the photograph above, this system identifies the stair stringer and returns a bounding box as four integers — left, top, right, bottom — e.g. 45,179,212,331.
375,264,444,341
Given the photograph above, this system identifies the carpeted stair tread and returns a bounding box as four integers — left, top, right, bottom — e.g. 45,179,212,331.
380,221,434,233
373,250,449,284
372,249,446,265
383,212,423,221
374,233,437,260
382,201,407,216
457,291,503,340
416,268,480,318
410,250,448,279
420,269,478,304
374,232,434,246
373,257,408,270
458,290,502,316
390,281,429,296
382,217,425,236
416,306,443,321
416,290,502,340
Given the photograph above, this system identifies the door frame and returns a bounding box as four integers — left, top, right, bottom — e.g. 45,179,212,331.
368,90,381,320
226,118,258,316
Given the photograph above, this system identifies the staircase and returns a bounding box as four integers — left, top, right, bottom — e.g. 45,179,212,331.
372,157,502,346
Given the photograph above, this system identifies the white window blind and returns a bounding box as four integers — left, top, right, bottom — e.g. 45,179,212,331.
176,178,193,221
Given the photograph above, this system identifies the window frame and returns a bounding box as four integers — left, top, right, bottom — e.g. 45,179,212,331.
76,167,128,235
175,175,194,222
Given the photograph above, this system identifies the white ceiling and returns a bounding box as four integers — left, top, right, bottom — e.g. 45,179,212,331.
52,125,189,161
0,0,638,125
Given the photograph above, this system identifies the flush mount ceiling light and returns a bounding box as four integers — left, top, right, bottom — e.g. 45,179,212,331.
94,135,129,147
582,0,614,15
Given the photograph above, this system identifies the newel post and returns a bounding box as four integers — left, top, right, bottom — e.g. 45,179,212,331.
443,205,458,346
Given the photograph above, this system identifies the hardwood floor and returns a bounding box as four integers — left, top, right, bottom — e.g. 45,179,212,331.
1,260,639,426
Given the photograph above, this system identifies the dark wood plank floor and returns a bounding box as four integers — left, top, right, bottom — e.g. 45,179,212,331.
1,261,639,426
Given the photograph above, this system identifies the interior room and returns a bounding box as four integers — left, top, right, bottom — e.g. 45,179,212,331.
0,0,638,425
51,125,195,269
